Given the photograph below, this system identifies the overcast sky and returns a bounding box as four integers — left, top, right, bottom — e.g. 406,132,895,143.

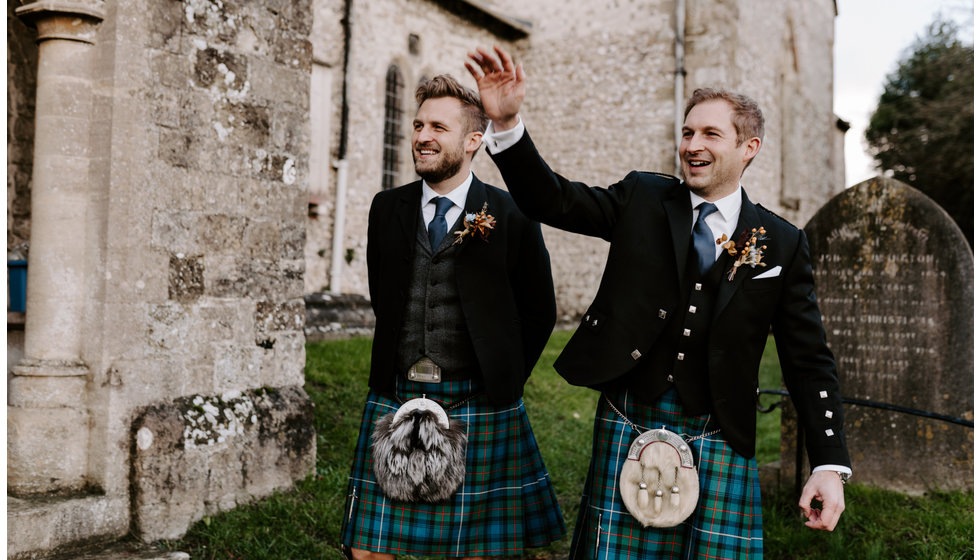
833,0,974,187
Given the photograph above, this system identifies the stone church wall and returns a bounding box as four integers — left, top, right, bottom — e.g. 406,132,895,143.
7,0,315,554
305,0,844,319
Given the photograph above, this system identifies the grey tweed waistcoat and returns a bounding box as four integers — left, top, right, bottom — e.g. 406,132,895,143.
395,214,479,375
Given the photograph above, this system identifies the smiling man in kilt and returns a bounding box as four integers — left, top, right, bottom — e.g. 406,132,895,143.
466,47,852,559
340,74,565,559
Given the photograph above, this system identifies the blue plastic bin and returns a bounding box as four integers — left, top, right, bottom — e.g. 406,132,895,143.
8,260,27,312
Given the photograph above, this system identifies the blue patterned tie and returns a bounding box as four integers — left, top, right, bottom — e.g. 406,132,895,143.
428,197,453,251
692,202,719,276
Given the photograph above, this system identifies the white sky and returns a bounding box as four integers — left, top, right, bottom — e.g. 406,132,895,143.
833,0,974,187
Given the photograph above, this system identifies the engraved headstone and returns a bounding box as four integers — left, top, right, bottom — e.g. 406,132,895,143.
781,176,973,493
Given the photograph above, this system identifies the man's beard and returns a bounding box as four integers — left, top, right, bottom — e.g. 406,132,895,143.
414,144,464,184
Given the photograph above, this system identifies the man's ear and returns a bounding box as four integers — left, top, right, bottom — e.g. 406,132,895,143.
741,137,762,163
465,131,484,157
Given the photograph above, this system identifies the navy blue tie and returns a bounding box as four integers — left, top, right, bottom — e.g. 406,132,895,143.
428,197,453,251
692,202,719,276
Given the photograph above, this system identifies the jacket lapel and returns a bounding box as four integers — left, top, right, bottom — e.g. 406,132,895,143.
713,189,761,320
454,176,488,253
395,181,423,253
664,185,694,286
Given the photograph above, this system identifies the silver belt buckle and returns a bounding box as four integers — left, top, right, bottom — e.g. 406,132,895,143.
408,357,441,383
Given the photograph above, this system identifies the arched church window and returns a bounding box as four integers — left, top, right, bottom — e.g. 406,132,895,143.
382,64,404,190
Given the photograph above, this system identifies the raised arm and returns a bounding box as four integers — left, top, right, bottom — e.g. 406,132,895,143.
465,46,525,131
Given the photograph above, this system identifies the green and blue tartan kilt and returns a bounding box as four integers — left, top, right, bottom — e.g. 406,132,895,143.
341,375,566,556
569,388,763,560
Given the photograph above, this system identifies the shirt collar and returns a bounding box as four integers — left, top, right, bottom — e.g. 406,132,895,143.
689,185,743,223
422,173,473,209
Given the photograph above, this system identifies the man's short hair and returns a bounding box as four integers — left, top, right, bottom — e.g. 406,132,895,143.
415,75,489,135
684,88,765,146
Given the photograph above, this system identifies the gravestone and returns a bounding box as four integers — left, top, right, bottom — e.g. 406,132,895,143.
780,176,973,493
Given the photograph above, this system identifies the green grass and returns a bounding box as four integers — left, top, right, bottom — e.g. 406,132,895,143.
168,333,973,559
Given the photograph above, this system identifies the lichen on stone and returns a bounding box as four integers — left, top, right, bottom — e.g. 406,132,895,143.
182,392,257,447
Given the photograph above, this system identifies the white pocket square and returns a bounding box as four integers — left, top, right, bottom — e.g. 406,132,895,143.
752,265,782,279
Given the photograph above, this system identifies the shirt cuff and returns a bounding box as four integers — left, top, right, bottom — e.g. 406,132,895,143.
483,116,525,154
812,464,852,476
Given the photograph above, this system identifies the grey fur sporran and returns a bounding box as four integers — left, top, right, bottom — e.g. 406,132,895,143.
371,397,467,502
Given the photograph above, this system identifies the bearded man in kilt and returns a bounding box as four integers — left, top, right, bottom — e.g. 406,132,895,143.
466,46,852,559
340,75,565,559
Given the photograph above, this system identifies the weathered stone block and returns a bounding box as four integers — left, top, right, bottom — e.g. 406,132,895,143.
158,130,196,169
273,34,312,72
7,495,129,559
219,101,272,147
247,56,310,109
147,0,182,51
255,299,305,334
150,50,186,89
193,47,248,93
243,219,281,259
199,214,247,254
148,303,197,354
132,386,315,540
8,375,87,408
183,0,242,45
260,331,306,387
281,222,305,260
199,299,255,344
168,254,206,301
152,212,199,254
212,342,263,392
8,406,90,495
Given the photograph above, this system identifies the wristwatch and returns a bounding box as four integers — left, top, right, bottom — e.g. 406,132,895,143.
837,471,850,484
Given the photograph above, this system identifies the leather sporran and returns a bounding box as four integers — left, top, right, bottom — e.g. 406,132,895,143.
371,397,467,503
619,428,700,527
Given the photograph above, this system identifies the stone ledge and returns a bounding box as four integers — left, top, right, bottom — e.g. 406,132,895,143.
7,494,128,560
304,292,374,341
48,540,188,560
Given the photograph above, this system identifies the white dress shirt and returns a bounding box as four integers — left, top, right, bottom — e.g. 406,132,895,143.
421,173,473,232
689,188,742,255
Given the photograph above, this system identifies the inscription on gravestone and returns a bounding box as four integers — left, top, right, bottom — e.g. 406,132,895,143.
782,176,973,493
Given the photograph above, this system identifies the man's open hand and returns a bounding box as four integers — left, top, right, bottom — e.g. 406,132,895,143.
465,45,525,131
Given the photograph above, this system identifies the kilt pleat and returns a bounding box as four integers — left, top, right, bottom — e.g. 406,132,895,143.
341,376,566,556
569,388,763,560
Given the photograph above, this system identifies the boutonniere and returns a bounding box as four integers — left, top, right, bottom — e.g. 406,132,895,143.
718,227,768,281
453,202,495,245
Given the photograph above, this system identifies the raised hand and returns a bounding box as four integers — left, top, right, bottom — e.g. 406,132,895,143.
465,45,525,131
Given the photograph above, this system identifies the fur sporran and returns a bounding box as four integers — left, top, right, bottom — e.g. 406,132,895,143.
619,428,700,527
371,398,467,503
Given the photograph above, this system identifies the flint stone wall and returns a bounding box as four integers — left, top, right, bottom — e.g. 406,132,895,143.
305,0,843,320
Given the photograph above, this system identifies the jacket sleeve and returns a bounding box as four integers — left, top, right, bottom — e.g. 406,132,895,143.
489,130,636,241
366,192,382,315
514,216,557,377
773,229,851,468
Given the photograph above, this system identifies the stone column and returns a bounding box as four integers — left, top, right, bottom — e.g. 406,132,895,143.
8,1,104,495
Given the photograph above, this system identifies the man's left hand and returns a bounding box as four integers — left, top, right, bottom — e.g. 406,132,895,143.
798,470,845,531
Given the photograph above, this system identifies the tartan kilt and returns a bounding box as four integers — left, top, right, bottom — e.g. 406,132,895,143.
341,375,566,556
569,388,763,560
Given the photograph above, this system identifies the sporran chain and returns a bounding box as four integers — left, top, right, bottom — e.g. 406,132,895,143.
603,394,721,444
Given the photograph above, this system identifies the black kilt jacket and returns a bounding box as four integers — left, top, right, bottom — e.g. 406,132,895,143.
365,175,556,406
490,131,850,466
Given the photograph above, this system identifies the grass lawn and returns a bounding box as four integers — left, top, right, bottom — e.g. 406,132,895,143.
169,332,973,559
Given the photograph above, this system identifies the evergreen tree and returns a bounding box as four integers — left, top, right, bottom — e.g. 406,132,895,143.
865,19,973,245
